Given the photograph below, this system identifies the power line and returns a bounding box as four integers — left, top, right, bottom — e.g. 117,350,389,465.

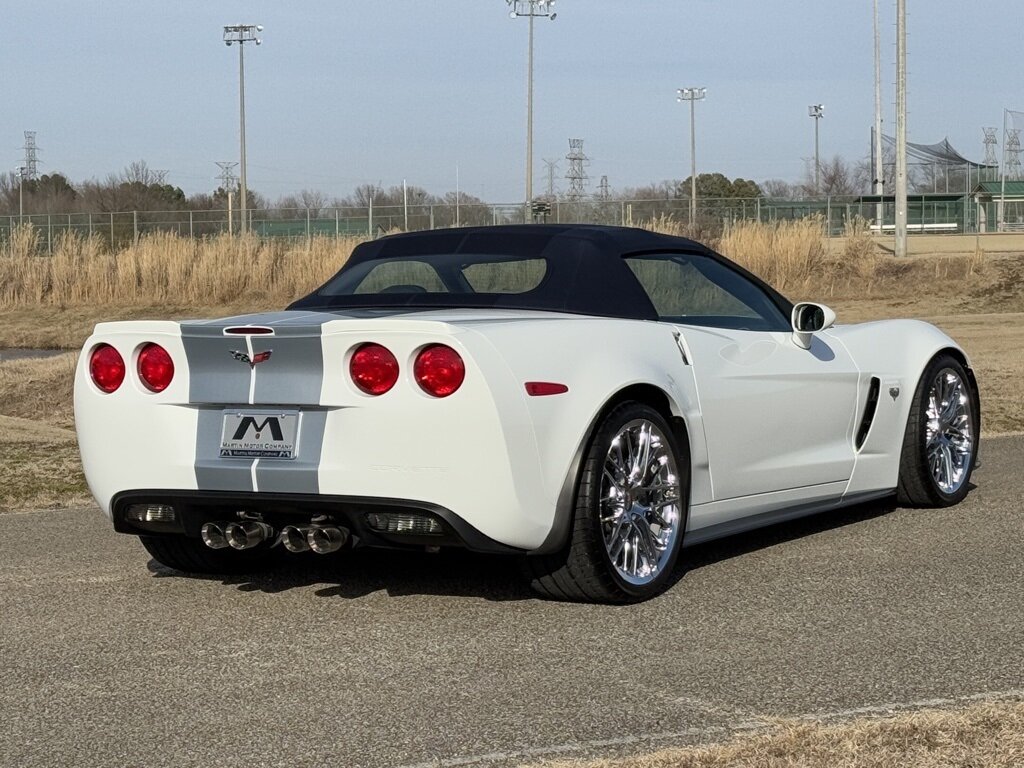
542,158,558,199
983,127,999,168
565,138,588,201
22,131,39,180
1006,128,1022,180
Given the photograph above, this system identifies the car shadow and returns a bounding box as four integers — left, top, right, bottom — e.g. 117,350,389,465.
146,547,536,602
146,494,903,602
668,495,900,590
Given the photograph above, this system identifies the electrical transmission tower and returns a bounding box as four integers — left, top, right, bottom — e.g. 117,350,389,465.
597,175,610,201
1006,129,1022,180
22,132,39,180
542,158,559,199
565,138,589,201
216,161,239,190
983,127,999,167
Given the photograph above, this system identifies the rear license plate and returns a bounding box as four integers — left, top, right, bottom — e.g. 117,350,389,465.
220,410,299,459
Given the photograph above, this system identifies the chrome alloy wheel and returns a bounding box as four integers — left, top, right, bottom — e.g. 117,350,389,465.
600,419,682,586
925,369,974,495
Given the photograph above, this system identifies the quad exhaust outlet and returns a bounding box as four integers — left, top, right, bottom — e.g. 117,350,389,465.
201,520,349,554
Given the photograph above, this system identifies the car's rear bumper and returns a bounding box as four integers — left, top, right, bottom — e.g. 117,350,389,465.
111,490,525,554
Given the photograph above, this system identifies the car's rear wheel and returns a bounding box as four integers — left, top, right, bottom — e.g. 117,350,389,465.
140,534,275,575
525,402,689,603
897,354,979,507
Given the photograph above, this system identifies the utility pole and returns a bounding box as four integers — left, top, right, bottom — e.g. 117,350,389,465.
223,24,263,235
543,158,559,198
677,87,706,225
565,139,588,200
22,132,39,180
873,0,884,224
15,167,27,223
216,161,239,234
506,1,557,207
809,105,824,193
895,0,908,257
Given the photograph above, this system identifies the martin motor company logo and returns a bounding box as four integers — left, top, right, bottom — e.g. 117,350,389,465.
230,349,273,368
232,415,284,442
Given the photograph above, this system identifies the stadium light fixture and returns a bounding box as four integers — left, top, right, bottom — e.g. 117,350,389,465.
677,87,707,225
506,1,557,210
223,24,263,235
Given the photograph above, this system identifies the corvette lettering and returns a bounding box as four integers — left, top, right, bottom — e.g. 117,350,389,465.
230,350,272,368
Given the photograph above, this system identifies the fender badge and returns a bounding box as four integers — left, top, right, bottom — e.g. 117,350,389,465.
230,350,273,369
889,386,900,400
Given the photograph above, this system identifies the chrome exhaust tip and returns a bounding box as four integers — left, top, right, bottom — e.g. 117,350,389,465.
280,525,312,553
224,521,273,550
200,522,229,550
308,525,349,554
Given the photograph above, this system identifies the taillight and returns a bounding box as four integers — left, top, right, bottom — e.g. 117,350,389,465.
350,343,399,395
138,343,174,392
414,344,465,397
89,344,125,393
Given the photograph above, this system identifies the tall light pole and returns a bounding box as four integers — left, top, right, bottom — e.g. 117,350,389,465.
223,24,263,235
506,1,556,208
873,0,884,226
677,87,706,225
809,104,824,194
895,0,908,257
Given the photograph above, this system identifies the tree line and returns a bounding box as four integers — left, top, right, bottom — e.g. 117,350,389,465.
0,154,972,219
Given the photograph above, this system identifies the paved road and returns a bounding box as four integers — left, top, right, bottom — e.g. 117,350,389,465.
1,436,1021,768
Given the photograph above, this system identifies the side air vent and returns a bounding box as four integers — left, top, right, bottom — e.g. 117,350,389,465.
855,377,881,450
223,326,274,336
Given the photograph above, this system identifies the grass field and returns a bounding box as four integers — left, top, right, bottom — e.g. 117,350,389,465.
528,698,1024,768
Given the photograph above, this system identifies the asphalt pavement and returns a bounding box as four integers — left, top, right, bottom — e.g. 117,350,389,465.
1,436,1021,768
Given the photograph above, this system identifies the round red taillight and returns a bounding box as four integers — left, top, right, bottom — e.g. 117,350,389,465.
89,344,125,393
349,343,399,395
137,343,175,392
414,344,465,398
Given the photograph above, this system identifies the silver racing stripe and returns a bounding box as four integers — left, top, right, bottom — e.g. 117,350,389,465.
254,409,328,494
181,311,334,493
195,408,256,492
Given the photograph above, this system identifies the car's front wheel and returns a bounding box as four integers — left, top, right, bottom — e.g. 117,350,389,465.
525,402,689,603
140,534,275,575
897,353,979,507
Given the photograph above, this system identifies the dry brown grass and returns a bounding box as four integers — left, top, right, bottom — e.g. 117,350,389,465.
530,698,1024,768
0,227,358,309
0,352,90,511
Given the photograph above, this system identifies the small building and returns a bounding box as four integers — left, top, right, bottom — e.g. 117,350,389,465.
972,181,1024,232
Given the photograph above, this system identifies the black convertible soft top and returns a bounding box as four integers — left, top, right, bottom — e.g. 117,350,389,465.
288,224,792,321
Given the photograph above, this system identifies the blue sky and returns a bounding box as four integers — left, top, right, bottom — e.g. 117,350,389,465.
2,1,1020,202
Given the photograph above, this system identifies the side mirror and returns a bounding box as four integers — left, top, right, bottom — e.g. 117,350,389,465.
791,302,836,350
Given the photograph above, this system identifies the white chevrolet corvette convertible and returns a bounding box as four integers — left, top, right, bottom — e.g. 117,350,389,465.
75,225,980,602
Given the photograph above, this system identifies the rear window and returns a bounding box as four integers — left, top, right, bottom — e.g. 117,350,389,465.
321,254,549,297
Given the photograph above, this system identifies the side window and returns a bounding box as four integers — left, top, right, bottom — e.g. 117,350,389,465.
624,253,790,331
352,260,446,294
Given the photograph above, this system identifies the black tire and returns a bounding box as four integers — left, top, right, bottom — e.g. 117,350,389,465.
896,353,979,507
525,402,690,603
140,534,276,575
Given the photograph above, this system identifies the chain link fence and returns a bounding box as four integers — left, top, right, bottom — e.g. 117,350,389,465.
0,195,984,252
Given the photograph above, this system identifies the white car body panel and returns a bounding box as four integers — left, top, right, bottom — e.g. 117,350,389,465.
75,304,971,552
